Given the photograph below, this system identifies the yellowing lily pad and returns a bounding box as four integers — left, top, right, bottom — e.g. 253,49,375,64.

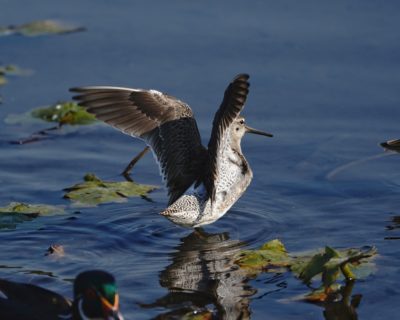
0,20,85,37
234,239,292,271
0,202,65,230
64,173,157,206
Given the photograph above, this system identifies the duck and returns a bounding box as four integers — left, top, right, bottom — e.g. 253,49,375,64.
0,270,123,320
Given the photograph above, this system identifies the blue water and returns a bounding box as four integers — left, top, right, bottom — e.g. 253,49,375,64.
1,1,400,319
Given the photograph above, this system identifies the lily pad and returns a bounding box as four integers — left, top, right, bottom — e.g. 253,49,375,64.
64,173,157,206
234,239,292,271
291,246,377,284
0,202,65,229
5,102,96,126
0,20,85,37
0,202,65,215
235,240,377,303
31,102,97,125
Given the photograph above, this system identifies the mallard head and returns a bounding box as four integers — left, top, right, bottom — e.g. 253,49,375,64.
72,270,123,320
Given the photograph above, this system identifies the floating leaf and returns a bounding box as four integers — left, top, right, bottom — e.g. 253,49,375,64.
31,102,97,125
0,202,65,229
236,240,377,305
0,64,32,76
234,239,292,271
64,173,157,206
292,246,339,284
0,20,85,37
0,64,31,87
0,202,64,215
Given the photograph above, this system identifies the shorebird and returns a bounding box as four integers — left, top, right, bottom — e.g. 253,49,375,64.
70,74,273,227
0,270,123,320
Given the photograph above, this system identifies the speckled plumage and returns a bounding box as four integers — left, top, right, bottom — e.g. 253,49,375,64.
70,74,272,227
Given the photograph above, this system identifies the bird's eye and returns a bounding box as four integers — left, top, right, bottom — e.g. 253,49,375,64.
236,127,239,131
239,120,244,124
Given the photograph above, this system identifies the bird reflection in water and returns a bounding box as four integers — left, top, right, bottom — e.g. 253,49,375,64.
141,228,255,319
141,229,363,320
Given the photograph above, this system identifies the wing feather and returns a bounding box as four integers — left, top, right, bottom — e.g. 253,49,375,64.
70,86,207,204
205,74,250,201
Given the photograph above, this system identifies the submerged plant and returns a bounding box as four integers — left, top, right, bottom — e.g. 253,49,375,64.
0,202,64,229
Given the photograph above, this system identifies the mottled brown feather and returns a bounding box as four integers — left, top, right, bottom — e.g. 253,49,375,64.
70,86,207,204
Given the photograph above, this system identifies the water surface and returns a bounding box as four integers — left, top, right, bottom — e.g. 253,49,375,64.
1,1,400,319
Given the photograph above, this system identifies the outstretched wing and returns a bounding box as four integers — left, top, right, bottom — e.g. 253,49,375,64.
205,74,250,201
70,86,207,204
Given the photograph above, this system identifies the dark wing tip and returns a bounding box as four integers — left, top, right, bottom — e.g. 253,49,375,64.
69,87,83,93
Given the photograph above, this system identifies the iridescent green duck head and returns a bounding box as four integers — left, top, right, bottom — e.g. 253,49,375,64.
72,270,123,320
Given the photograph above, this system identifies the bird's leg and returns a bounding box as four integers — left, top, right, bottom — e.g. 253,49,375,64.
121,146,150,177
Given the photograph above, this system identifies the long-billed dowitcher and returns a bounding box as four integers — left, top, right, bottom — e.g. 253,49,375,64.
70,74,272,227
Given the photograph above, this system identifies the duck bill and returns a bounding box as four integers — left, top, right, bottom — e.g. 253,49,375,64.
245,125,273,137
101,294,124,320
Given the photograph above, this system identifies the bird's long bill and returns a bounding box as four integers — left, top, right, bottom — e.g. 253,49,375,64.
245,125,273,137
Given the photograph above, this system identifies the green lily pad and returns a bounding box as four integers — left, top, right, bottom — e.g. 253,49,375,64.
236,240,377,303
0,20,85,37
31,102,97,125
64,173,157,206
291,246,339,284
5,101,96,126
291,246,377,284
0,202,65,229
234,239,292,271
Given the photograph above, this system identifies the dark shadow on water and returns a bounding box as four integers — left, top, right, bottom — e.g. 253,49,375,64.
317,281,362,320
385,215,400,240
0,212,39,230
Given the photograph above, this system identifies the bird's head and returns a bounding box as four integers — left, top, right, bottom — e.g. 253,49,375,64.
72,270,123,320
231,116,273,140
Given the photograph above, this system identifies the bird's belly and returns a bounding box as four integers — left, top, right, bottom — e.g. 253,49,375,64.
160,154,253,227
213,158,252,212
